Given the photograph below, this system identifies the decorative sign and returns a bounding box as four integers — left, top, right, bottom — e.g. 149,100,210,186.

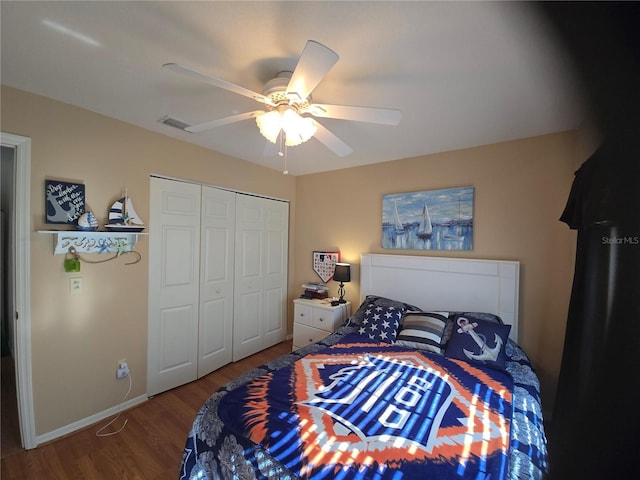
54,232,136,254
45,180,85,224
313,251,340,283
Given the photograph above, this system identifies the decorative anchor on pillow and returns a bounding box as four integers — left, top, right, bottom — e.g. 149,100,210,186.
456,317,502,362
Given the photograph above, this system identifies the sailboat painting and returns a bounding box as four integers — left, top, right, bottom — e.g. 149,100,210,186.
105,190,145,232
382,186,474,250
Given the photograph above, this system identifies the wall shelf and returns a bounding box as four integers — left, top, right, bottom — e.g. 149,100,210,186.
38,230,148,254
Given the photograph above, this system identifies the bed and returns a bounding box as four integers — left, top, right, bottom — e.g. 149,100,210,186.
179,254,547,480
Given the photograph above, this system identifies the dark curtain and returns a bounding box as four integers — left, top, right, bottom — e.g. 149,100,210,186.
538,3,640,479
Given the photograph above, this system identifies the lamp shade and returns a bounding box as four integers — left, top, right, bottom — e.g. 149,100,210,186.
256,106,317,146
333,263,351,282
255,110,282,143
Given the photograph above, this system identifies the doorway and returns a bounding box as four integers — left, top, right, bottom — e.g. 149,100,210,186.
1,145,20,456
0,133,36,451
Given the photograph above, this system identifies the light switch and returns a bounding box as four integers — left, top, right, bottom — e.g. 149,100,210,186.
70,277,82,294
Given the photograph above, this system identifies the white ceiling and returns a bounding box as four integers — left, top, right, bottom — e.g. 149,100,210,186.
1,1,588,176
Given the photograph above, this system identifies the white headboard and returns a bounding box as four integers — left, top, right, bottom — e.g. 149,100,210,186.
360,254,520,342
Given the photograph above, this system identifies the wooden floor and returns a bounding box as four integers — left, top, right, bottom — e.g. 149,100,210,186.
1,339,293,479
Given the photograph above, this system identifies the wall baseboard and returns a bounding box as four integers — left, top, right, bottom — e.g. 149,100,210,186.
35,394,147,446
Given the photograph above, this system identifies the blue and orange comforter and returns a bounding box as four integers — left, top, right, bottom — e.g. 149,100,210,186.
180,328,547,480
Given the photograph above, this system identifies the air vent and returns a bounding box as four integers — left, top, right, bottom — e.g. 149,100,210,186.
159,115,191,131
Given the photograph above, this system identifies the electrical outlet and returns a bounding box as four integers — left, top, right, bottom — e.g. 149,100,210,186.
116,359,130,379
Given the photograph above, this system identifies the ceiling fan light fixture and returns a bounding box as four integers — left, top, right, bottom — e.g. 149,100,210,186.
255,110,282,143
281,109,316,146
256,107,317,146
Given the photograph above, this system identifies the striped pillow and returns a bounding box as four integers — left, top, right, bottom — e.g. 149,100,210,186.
395,311,449,354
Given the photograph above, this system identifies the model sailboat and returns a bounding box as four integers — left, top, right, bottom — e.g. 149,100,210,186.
106,189,145,232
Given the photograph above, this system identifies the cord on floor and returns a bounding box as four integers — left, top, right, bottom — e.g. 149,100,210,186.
96,370,132,437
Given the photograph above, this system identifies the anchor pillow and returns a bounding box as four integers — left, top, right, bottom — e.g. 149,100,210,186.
445,314,511,370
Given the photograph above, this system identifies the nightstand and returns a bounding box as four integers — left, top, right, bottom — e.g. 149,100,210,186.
292,298,351,351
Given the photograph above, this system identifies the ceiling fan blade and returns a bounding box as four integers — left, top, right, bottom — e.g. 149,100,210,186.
307,104,401,126
163,63,274,106
312,120,353,157
286,41,339,102
186,110,265,133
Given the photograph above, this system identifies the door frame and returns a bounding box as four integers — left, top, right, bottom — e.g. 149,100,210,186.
1,132,36,449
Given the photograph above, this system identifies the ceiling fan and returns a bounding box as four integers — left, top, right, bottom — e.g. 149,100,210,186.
163,40,401,157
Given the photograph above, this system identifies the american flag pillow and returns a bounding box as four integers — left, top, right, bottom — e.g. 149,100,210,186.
359,305,405,343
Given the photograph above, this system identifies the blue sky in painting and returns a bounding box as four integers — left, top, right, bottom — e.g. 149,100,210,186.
382,186,474,226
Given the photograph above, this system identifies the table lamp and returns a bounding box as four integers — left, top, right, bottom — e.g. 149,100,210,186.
333,263,351,304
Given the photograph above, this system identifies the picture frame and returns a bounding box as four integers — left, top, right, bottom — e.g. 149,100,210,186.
382,186,474,250
45,180,86,225
312,251,341,283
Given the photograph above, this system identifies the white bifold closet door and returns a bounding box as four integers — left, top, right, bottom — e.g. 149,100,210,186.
233,194,288,361
147,177,287,396
198,185,236,377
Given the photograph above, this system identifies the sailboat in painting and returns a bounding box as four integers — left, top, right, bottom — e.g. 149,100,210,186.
444,198,464,242
416,202,433,240
106,190,145,232
392,199,405,234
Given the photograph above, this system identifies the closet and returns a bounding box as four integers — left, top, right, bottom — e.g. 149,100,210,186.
147,177,288,396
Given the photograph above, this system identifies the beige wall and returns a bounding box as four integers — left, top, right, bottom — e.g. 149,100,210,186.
3,84,593,439
2,86,296,436
294,132,585,412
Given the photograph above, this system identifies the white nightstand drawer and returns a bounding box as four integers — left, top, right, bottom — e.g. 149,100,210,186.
294,303,314,327
312,307,341,331
293,322,328,349
292,298,351,351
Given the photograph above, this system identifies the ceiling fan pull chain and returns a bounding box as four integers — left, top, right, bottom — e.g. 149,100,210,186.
278,130,285,157
282,136,289,175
